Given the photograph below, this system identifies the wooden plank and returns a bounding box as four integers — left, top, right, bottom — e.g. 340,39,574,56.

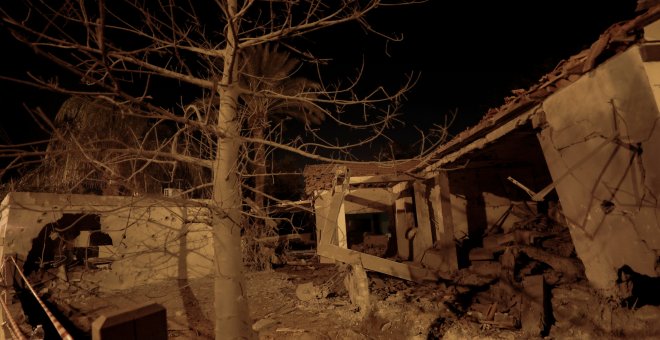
349,174,416,185
317,243,436,282
342,187,395,215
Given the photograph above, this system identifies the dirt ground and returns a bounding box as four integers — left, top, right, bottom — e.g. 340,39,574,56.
6,252,660,340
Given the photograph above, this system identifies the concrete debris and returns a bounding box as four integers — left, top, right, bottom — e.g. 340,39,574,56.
252,318,278,332
453,205,590,335
343,264,370,317
295,282,328,302
521,275,547,336
468,248,494,261
420,247,458,273
350,233,389,257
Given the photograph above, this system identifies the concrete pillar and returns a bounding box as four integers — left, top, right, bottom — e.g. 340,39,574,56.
412,179,434,262
393,182,414,260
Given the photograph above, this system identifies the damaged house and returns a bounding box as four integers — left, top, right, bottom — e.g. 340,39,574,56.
0,192,214,337
2,3,660,339
0,192,214,290
304,5,660,311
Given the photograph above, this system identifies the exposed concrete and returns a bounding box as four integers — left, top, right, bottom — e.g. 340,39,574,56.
537,45,660,291
311,170,456,277
0,192,214,290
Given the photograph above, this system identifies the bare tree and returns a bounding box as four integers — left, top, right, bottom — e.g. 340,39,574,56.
0,1,424,338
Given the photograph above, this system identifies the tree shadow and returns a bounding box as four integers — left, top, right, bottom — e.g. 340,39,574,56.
177,222,213,338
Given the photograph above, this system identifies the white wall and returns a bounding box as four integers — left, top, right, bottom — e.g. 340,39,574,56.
0,192,214,290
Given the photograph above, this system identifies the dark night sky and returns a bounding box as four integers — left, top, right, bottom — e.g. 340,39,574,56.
0,0,642,157
347,0,641,147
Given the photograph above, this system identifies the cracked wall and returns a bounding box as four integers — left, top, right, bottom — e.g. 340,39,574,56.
0,192,214,290
537,45,660,292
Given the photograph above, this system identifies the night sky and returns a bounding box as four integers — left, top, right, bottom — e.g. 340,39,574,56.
0,0,643,157
346,0,641,147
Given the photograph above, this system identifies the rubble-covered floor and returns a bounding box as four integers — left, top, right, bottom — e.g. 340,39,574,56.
4,208,660,339
5,258,660,339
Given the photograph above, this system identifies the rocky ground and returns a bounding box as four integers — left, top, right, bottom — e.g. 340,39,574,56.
5,255,660,340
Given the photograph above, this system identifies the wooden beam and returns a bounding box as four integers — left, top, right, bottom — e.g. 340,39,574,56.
317,243,437,282
344,194,392,212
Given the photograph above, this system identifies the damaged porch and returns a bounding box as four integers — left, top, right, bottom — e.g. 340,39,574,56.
301,8,660,336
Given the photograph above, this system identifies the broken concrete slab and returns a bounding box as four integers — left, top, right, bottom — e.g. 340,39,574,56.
538,44,660,292
521,275,547,336
518,246,584,283
343,264,370,317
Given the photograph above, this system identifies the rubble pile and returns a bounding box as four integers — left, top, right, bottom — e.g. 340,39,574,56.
349,234,390,257
452,205,584,336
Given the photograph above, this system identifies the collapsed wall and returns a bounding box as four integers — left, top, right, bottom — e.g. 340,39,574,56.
404,14,660,297
0,192,214,290
536,42,660,292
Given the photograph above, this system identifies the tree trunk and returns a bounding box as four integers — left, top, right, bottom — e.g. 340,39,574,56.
212,1,254,338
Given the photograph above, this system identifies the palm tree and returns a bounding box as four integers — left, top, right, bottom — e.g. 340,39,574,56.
239,43,324,217
19,96,147,194
237,44,324,269
23,96,211,196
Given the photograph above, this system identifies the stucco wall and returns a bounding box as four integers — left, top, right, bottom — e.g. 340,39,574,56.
538,45,660,291
0,192,213,290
